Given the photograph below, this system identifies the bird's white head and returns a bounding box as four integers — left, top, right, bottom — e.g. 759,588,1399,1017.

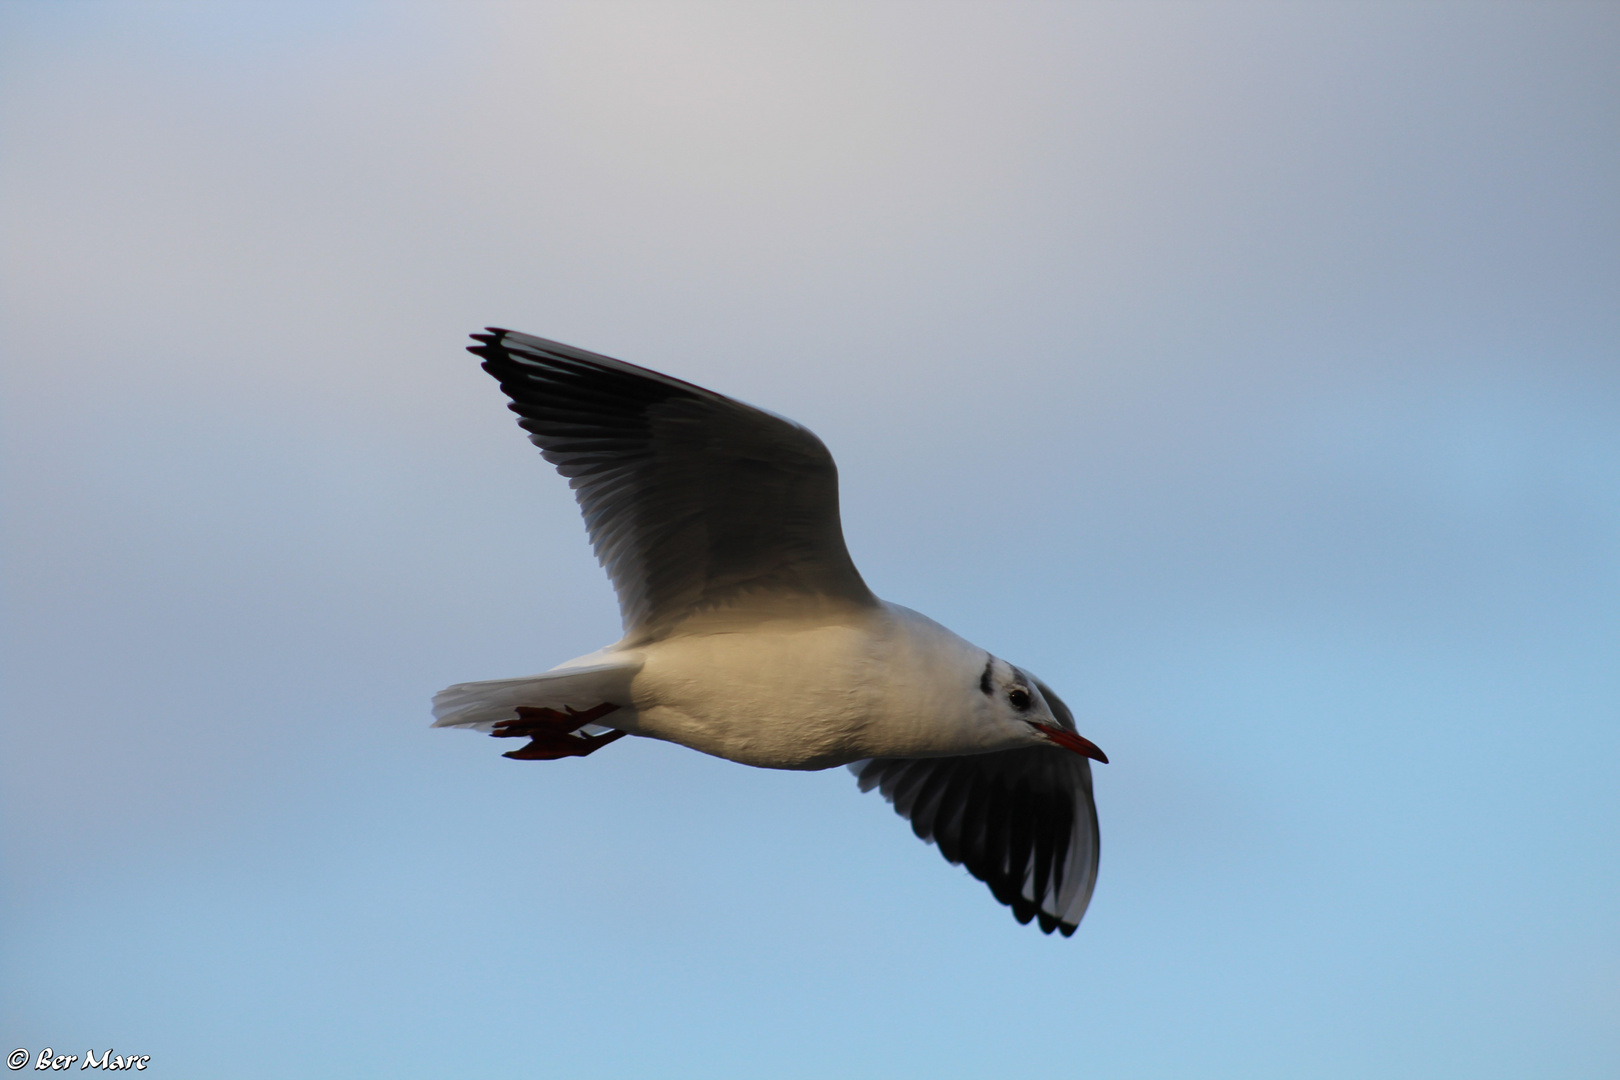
979,656,1109,763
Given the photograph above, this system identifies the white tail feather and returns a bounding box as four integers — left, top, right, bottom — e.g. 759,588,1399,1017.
431,652,640,732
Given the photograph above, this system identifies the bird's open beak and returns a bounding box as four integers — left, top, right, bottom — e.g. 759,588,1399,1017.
1036,724,1109,764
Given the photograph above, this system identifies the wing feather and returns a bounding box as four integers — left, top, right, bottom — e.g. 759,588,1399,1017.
470,329,875,639
852,748,1100,936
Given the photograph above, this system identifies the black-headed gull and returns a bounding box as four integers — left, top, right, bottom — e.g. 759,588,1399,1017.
434,330,1106,935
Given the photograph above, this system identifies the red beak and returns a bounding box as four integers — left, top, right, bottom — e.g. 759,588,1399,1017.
1037,724,1109,764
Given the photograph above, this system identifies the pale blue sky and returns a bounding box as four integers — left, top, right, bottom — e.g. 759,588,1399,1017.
3,3,1618,1077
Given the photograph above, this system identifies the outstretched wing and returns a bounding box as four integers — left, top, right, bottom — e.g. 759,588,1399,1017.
470,329,875,640
851,747,1100,935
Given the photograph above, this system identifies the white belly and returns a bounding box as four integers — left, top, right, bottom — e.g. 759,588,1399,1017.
621,603,1023,770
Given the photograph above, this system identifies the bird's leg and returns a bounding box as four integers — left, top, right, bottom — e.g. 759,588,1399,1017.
490,703,626,760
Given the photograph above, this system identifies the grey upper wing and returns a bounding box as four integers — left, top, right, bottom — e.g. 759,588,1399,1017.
851,747,1100,936
470,329,875,639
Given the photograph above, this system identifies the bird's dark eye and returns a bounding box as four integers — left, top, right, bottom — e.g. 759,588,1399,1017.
1008,687,1031,710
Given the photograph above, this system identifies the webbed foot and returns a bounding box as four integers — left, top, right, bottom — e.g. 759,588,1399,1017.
490,703,626,760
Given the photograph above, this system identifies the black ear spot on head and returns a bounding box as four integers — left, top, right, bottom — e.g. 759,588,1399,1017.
979,658,994,696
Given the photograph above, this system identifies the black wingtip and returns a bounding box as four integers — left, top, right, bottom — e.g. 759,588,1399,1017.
1034,911,1080,937
467,327,510,350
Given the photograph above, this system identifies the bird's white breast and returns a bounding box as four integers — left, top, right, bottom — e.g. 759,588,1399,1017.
623,602,1021,770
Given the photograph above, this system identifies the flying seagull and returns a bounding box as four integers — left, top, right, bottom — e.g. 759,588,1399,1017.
434,329,1107,935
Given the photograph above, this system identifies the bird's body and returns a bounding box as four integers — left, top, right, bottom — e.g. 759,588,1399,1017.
444,600,1035,771
630,601,1022,769
435,329,1106,935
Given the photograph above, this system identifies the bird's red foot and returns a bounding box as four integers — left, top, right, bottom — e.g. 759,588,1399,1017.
491,703,626,760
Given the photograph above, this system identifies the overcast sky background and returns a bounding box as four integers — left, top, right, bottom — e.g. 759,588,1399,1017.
3,3,1618,1077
